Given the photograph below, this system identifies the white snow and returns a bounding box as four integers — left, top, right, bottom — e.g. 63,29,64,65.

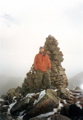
54,89,58,92
21,93,37,104
37,108,58,118
0,98,4,101
63,99,67,104
16,116,23,120
34,90,46,105
13,96,17,100
22,93,37,101
53,108,58,113
3,105,8,107
8,101,17,114
37,111,54,118
19,110,26,116
26,93,36,98
37,101,63,118
58,102,63,109
75,101,82,109
47,118,51,120
66,88,70,91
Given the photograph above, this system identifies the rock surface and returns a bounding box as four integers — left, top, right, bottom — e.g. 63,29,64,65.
22,35,68,94
29,114,71,120
10,89,59,117
9,88,83,119
44,35,68,88
0,35,83,120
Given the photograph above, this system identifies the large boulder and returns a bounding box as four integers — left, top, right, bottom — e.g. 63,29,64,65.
10,89,59,119
61,102,83,119
57,88,71,99
10,93,39,116
60,104,71,117
29,114,71,120
23,89,59,119
0,86,23,104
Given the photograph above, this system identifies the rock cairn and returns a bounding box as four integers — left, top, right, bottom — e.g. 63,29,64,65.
44,35,68,88
22,35,68,94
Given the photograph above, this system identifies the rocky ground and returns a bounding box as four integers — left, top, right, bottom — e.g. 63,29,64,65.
0,35,83,120
0,87,83,120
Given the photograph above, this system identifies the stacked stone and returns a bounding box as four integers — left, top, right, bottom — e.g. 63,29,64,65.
22,35,68,94
44,35,68,88
22,66,37,94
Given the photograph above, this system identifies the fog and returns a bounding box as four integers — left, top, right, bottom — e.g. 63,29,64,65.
0,0,83,95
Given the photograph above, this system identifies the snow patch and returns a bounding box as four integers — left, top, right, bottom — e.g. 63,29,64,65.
47,118,51,120
16,116,23,120
63,99,67,104
37,111,54,118
58,101,64,110
75,101,82,109
26,93,36,98
19,110,26,116
66,88,70,91
8,101,17,114
54,89,58,92
34,90,46,105
21,93,37,103
0,98,4,101
13,96,17,100
37,108,58,118
53,108,58,113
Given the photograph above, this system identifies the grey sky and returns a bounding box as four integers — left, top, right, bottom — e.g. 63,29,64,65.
0,0,83,79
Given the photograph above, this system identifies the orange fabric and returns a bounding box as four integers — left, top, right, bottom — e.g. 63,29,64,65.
34,53,51,71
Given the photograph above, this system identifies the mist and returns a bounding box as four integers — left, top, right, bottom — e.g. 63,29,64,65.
0,0,83,96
